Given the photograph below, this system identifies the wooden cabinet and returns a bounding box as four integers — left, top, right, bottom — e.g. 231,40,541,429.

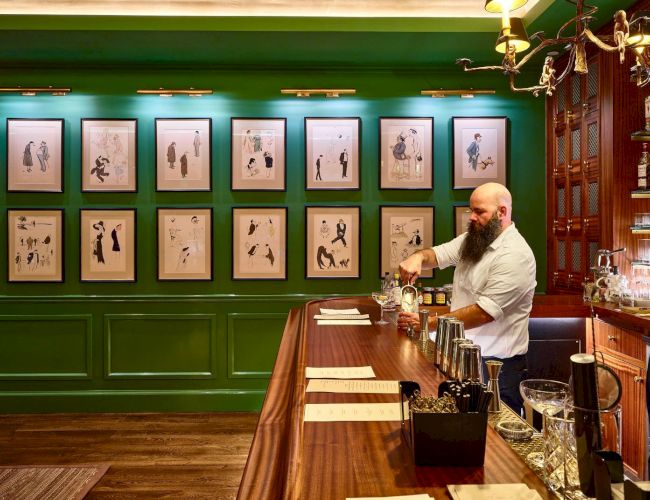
587,318,647,479
547,56,602,293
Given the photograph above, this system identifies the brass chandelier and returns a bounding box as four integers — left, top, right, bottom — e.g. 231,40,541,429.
457,0,650,96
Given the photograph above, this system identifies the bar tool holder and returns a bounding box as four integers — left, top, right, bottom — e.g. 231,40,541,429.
485,360,503,413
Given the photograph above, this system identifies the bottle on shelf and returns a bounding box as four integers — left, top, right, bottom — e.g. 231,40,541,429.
381,271,391,293
639,143,650,190
391,272,402,307
416,281,424,305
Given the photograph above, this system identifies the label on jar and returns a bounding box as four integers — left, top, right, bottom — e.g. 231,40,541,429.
435,290,446,305
422,290,433,305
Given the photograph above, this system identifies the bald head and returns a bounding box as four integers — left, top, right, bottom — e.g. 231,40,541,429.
469,182,513,229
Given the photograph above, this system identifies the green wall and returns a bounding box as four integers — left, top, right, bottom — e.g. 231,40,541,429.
0,66,546,412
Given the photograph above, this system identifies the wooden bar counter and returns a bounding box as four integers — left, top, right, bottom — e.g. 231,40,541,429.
237,296,553,500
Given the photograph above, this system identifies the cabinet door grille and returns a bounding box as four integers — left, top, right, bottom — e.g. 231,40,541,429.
572,184,582,216
572,241,582,272
558,135,566,165
572,129,581,161
587,122,599,158
587,63,598,99
558,240,566,270
558,186,566,217
588,181,599,216
572,76,581,106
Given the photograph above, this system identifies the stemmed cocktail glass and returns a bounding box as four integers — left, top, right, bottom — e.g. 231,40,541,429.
371,292,390,325
519,379,570,470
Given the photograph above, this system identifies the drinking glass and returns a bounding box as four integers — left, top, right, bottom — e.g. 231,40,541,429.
371,291,390,325
519,379,569,469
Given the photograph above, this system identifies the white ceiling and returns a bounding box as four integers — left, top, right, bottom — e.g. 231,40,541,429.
0,0,541,18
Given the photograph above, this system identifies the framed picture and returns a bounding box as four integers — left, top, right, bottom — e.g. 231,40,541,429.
231,118,286,191
6,119,64,192
305,206,360,279
380,206,434,279
379,117,433,190
157,208,213,281
155,118,211,191
7,209,63,282
305,117,360,190
81,119,137,192
80,209,136,282
454,206,472,237
232,207,287,280
453,116,507,189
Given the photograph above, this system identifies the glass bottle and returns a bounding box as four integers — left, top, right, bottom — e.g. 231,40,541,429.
392,272,402,306
639,143,649,189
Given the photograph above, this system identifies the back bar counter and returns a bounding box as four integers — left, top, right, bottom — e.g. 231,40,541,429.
237,295,650,498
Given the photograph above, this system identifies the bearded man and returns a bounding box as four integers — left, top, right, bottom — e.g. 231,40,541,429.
397,182,536,414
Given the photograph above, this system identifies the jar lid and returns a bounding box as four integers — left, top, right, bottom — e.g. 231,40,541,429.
423,287,434,292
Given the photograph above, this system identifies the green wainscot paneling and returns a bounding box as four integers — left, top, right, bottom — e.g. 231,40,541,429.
104,314,217,379
0,315,92,380
227,312,287,379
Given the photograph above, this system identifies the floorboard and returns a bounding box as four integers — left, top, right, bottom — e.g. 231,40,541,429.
0,412,258,499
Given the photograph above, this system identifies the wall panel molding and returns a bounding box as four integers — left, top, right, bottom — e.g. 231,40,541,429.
0,315,93,380
227,312,287,379
104,313,217,379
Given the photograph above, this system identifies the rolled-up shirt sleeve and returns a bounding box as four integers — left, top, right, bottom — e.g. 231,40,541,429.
432,233,466,270
475,251,537,323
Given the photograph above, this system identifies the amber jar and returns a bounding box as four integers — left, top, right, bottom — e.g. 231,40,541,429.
434,288,446,305
422,287,434,305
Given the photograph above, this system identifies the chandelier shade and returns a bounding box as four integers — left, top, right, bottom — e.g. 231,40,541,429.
495,17,530,53
484,0,528,14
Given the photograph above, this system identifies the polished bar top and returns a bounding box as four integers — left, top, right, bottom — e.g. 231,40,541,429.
237,296,552,500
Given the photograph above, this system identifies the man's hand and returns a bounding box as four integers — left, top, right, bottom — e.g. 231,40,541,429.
397,311,420,332
398,252,423,285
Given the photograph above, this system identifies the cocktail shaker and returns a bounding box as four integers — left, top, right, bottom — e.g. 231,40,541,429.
418,309,429,350
442,320,465,375
434,316,455,368
485,360,503,413
450,338,473,380
458,343,482,382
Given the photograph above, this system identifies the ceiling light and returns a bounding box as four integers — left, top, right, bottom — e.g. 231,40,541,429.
459,4,650,93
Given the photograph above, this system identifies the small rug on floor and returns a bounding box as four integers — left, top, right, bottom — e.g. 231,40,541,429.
0,464,109,500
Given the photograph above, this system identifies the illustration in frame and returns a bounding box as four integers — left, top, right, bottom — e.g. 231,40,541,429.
305,206,360,279
156,118,212,191
305,117,360,190
8,208,63,282
232,207,287,280
80,209,136,282
453,116,507,189
81,119,137,192
379,117,433,190
231,118,286,191
157,208,212,281
6,118,64,192
454,206,472,237
380,206,434,278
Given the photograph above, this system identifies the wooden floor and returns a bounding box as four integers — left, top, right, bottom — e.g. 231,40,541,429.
0,412,258,499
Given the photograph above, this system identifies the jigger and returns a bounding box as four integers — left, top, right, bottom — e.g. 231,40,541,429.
441,320,465,375
485,360,503,413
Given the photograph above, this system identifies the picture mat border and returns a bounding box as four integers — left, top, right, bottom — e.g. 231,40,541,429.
6,118,64,193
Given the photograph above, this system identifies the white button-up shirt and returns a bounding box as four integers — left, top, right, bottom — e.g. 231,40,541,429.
432,223,536,358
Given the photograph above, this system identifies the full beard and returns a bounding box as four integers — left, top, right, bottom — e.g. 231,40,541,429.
459,213,502,264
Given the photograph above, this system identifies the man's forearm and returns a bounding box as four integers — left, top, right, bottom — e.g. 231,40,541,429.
429,304,494,331
416,248,438,269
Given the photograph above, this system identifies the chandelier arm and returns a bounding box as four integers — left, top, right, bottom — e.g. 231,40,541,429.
553,47,577,88
513,37,574,71
508,73,548,94
583,28,618,52
455,58,507,72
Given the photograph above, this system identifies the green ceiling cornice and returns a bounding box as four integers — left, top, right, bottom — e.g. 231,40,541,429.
0,14,502,33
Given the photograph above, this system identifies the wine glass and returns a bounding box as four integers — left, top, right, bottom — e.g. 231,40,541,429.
371,292,390,325
519,379,570,470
